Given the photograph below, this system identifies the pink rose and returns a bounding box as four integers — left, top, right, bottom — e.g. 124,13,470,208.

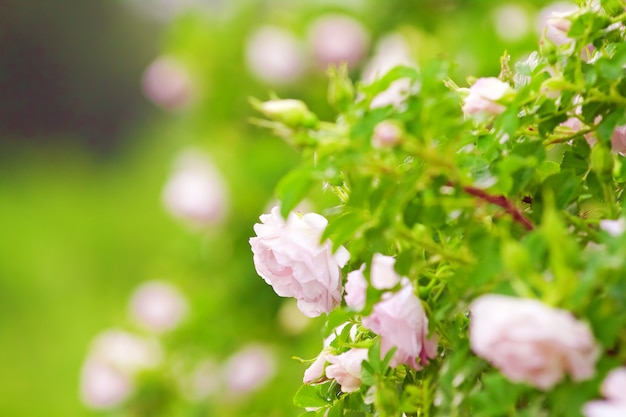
223,344,276,394
162,150,229,227
545,10,574,46
250,207,350,317
362,279,437,370
372,121,403,149
583,401,626,417
469,294,600,390
462,77,512,116
303,348,368,393
582,367,626,417
325,348,369,393
129,281,188,333
370,253,401,290
610,125,626,154
602,367,626,403
142,56,194,110
344,265,367,311
245,26,305,85
307,14,369,70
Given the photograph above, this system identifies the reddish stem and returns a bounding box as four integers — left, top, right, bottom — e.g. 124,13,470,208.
461,185,534,231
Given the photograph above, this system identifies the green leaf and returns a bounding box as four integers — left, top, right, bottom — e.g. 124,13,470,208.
294,384,332,408
276,167,314,218
323,210,370,251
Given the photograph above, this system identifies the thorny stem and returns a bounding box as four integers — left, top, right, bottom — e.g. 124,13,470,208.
460,184,535,231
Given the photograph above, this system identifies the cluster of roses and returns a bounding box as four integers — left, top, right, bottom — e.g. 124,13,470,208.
249,206,615,402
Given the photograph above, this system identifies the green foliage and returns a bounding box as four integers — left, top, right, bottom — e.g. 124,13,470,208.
254,1,626,416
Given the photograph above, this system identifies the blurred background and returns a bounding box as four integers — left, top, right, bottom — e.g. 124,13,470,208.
0,0,569,415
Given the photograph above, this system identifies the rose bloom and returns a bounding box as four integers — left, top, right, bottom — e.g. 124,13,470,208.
583,401,626,417
362,279,437,369
326,348,369,393
469,294,600,390
303,348,368,393
80,329,162,409
306,14,369,70
344,265,367,311
223,344,276,394
142,56,194,110
462,77,512,116
250,207,350,317
372,121,403,149
162,149,229,227
602,367,626,403
361,33,417,109
245,26,305,85
129,280,188,333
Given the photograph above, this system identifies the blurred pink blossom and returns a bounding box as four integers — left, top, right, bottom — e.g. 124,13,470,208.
462,77,512,116
325,348,369,393
307,14,369,70
583,401,626,417
602,367,626,403
245,26,305,85
599,218,626,236
370,253,401,290
372,121,403,149
362,33,417,109
583,367,626,417
536,3,577,45
470,294,599,390
129,280,188,333
223,344,276,394
344,265,367,311
162,149,229,227
80,359,132,409
362,279,437,370
250,206,350,317
80,329,162,409
142,56,195,110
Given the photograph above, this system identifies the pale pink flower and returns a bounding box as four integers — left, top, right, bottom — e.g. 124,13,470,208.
583,401,626,417
600,218,626,236
470,294,600,390
303,352,330,384
250,207,350,317
370,253,401,290
162,149,229,227
462,77,512,116
80,329,162,409
345,265,367,311
492,4,530,41
372,121,403,149
602,367,626,404
245,26,305,85
325,348,369,393
142,56,194,110
610,125,626,154
362,33,417,109
223,345,276,394
536,3,577,45
362,279,437,369
307,14,369,70
80,359,132,409
545,10,574,46
129,281,188,333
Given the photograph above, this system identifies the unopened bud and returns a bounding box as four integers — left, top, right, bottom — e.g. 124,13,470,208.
372,120,404,148
251,98,318,128
591,142,614,179
327,65,355,112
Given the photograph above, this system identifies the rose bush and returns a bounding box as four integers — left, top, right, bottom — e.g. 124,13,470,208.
246,1,626,416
